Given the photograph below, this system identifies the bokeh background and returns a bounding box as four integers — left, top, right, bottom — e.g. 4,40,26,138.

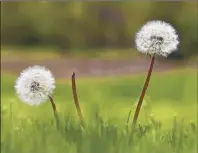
1,2,198,54
1,2,197,60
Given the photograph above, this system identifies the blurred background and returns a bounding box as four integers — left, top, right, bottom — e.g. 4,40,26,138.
1,1,197,79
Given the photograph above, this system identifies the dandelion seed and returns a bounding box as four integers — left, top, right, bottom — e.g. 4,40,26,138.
15,65,55,105
135,20,179,57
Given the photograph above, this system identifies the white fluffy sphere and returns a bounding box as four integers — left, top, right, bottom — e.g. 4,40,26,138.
135,20,179,57
15,65,55,105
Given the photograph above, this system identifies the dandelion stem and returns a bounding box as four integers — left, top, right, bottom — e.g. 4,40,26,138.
48,95,60,129
49,95,56,113
132,55,155,128
71,72,84,123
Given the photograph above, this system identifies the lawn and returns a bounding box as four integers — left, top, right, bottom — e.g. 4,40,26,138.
1,68,197,153
1,46,139,61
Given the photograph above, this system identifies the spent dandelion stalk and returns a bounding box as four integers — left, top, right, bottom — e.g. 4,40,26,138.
132,20,179,128
71,72,85,124
15,65,60,128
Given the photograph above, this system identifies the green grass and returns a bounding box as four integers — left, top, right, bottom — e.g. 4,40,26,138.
1,68,197,153
1,46,139,61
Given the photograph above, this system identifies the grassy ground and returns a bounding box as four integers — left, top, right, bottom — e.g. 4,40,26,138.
1,68,197,153
1,46,139,61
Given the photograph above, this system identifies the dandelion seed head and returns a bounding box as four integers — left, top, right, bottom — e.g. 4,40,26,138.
15,65,55,105
135,20,179,57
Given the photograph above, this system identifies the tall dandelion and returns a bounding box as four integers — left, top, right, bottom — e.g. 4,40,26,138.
15,65,59,127
132,20,179,127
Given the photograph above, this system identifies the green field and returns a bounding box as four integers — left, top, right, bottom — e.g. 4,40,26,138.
1,46,139,61
1,68,197,153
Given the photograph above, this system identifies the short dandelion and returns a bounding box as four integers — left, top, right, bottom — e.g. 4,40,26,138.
132,20,179,127
15,65,59,127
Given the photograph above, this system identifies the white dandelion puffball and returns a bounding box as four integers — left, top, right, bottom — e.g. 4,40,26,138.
135,20,179,57
15,65,55,105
